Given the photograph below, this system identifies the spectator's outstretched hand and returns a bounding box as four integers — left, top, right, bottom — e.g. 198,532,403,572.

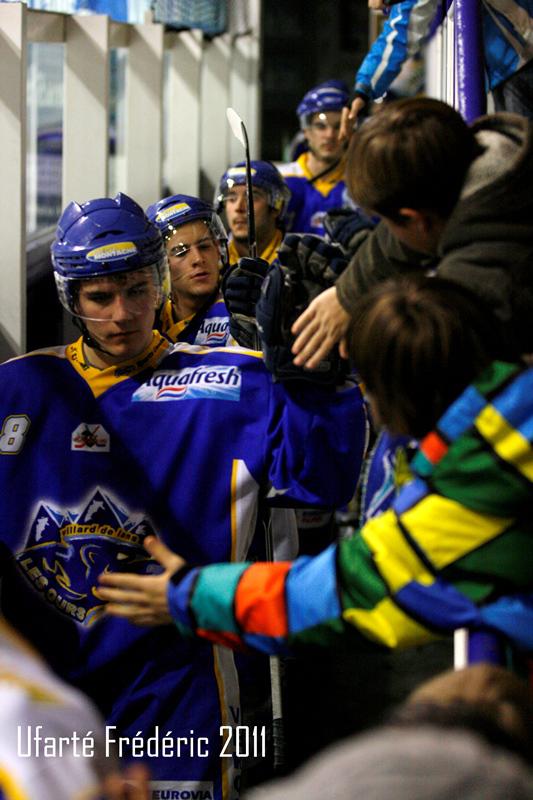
102,764,151,800
97,537,184,626
291,286,351,369
339,97,367,141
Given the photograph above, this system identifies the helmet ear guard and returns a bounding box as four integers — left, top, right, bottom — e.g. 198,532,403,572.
51,192,169,319
214,160,291,228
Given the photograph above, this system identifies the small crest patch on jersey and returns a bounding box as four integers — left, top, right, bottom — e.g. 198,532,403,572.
71,423,110,452
133,365,241,403
310,210,326,230
86,241,138,262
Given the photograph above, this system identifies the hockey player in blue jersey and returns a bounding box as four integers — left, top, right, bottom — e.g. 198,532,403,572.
0,193,367,800
279,80,354,236
147,193,232,346
215,160,290,266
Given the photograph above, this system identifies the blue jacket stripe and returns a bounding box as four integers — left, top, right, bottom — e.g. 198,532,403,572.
286,546,340,633
395,578,482,631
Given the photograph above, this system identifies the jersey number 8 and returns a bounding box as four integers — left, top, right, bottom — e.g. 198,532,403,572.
0,415,30,455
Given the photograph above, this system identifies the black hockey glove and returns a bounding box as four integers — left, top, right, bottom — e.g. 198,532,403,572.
256,237,348,385
279,233,349,280
221,257,269,316
221,257,269,349
323,208,376,254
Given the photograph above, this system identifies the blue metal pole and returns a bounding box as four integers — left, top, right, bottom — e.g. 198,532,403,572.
455,0,486,121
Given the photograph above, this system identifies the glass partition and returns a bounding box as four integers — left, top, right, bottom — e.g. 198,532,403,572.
26,41,64,235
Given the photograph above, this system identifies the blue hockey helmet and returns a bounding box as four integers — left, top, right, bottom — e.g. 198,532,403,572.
214,160,291,227
146,193,228,267
51,193,169,318
297,79,350,128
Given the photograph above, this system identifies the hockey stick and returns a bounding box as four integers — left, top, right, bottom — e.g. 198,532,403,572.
454,628,507,668
226,105,286,771
225,107,262,352
226,107,257,258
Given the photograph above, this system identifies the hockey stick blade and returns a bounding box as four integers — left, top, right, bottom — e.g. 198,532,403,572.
226,107,257,258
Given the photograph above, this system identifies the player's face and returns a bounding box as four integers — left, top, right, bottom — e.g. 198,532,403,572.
224,185,278,244
304,111,344,164
165,221,221,303
76,269,156,363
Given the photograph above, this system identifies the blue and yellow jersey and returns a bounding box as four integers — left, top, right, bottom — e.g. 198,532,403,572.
359,431,418,527
0,622,107,800
279,154,351,236
0,333,367,799
167,361,533,657
158,295,231,347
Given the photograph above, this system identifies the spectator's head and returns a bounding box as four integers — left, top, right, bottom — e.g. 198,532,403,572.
51,193,168,366
247,725,533,800
297,80,349,165
347,275,502,437
146,194,227,310
396,664,533,766
215,160,290,247
346,98,484,254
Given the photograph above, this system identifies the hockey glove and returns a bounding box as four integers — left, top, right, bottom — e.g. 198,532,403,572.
323,208,376,255
279,233,349,280
221,257,270,349
256,242,348,385
221,257,269,316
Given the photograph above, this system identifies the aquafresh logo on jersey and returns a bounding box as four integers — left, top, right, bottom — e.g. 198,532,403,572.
132,365,242,403
195,317,229,346
16,489,159,626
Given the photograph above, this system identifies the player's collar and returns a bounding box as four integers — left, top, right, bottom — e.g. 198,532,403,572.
66,331,171,398
260,229,283,264
298,152,346,195
228,231,282,266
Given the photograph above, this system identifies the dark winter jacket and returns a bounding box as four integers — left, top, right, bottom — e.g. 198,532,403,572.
336,113,533,353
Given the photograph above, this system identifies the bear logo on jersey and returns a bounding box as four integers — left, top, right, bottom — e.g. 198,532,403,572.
16,489,159,625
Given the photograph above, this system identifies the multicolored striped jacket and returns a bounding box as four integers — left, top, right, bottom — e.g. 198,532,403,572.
169,361,533,654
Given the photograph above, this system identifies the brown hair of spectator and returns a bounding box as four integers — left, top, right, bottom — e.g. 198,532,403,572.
391,664,533,766
345,97,484,222
347,275,501,438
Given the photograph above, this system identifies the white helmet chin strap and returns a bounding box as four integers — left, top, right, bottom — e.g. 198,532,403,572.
73,317,116,361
